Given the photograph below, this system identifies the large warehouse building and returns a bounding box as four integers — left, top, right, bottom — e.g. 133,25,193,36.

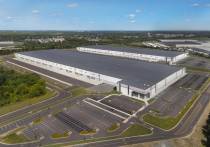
77,45,188,64
15,50,186,100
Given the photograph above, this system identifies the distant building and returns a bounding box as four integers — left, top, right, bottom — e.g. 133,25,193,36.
25,37,65,43
159,39,210,56
0,41,14,45
77,45,188,64
0,41,16,50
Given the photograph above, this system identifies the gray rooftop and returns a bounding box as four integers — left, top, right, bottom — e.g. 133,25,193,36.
82,45,184,58
18,50,182,90
162,42,201,46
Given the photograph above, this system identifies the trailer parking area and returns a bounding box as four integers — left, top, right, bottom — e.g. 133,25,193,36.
65,101,122,134
100,95,145,115
23,117,71,140
178,56,210,71
146,73,209,117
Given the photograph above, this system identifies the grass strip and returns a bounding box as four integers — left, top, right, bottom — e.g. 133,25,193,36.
32,117,43,125
122,124,152,137
80,130,96,135
71,87,88,97
0,127,29,144
0,89,56,116
107,123,120,132
51,132,69,139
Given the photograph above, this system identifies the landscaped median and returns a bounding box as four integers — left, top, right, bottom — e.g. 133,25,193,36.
143,78,210,130
32,117,43,125
71,86,89,97
107,123,120,133
0,127,29,144
121,124,152,137
45,124,152,147
51,131,71,139
80,129,97,135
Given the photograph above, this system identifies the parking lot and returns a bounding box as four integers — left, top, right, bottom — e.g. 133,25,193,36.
178,74,208,90
146,73,209,117
22,116,75,141
100,95,145,115
179,56,210,70
21,99,124,141
65,101,122,134
19,94,148,141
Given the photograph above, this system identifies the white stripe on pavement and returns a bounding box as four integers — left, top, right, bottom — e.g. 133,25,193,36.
83,99,127,120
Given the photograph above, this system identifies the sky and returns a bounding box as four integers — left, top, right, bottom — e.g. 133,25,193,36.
0,0,210,30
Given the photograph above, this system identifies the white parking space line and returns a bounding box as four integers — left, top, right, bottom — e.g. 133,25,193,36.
83,100,127,120
86,98,131,116
123,105,146,123
98,94,121,102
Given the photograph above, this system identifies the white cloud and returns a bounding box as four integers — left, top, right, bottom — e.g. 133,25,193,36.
128,14,136,19
192,3,200,7
7,16,14,19
6,16,17,21
135,9,142,13
67,3,78,8
129,20,136,23
32,10,40,14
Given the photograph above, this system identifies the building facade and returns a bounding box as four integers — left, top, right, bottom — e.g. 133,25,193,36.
15,50,186,101
77,46,188,64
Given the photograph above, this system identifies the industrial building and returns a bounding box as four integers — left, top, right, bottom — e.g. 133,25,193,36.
15,50,186,100
77,45,188,64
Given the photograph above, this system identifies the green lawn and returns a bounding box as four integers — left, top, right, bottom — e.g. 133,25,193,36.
71,87,88,97
80,129,96,135
51,132,69,139
122,124,152,137
32,117,43,125
1,127,29,144
107,123,120,132
0,89,56,116
148,98,156,104
185,65,210,73
2,133,28,144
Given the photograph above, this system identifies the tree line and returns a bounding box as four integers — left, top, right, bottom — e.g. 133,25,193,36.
202,113,210,147
0,67,46,106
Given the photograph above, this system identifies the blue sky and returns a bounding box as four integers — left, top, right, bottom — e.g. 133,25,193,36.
0,0,210,30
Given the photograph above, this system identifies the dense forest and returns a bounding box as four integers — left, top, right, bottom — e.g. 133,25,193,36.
0,67,46,106
202,113,210,147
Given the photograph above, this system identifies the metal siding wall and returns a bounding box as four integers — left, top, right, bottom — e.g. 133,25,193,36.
78,47,169,62
15,53,121,86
